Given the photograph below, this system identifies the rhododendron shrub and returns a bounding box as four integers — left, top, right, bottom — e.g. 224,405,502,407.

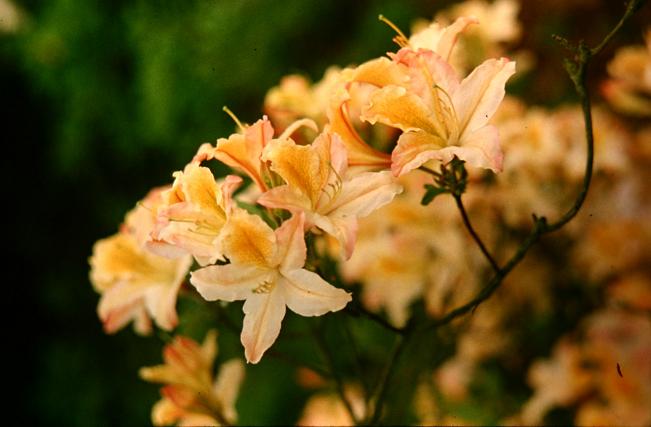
89,0,650,424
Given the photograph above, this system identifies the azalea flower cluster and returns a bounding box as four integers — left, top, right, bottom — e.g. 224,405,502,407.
90,5,515,363
88,0,649,424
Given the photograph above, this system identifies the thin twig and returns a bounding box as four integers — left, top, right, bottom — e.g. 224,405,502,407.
453,193,501,273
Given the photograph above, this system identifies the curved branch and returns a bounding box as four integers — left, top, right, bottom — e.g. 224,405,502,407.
453,193,501,273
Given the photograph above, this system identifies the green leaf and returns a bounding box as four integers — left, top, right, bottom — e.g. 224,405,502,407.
421,184,447,205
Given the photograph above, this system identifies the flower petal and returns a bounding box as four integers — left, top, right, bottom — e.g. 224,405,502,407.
326,170,403,218
257,185,312,213
361,85,442,137
98,282,148,333
213,117,274,190
325,87,391,168
275,212,307,272
391,130,447,176
313,214,358,260
351,56,409,87
144,254,193,330
263,137,330,208
453,57,516,136
190,264,273,302
408,16,478,61
450,124,503,172
220,209,276,267
241,289,286,364
280,269,351,316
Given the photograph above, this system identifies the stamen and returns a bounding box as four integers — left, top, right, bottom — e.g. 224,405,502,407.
278,118,318,141
434,85,460,141
378,15,409,48
252,280,274,294
222,106,245,131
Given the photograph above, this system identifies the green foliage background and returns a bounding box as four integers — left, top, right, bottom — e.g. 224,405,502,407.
6,0,648,425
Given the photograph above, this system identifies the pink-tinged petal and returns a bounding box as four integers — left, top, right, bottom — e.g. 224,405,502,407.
408,16,478,61
191,142,215,164
390,48,460,98
280,269,351,316
275,213,307,272
98,282,148,333
391,130,447,176
241,289,286,364
257,185,312,213
326,170,403,218
133,307,153,335
219,174,244,214
213,117,274,190
361,85,443,137
190,264,274,302
453,124,503,172
313,214,358,260
453,58,516,136
220,209,276,267
324,132,349,179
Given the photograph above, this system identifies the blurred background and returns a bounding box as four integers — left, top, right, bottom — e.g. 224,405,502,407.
6,0,649,425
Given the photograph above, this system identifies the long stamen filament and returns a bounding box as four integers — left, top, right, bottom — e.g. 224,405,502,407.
222,106,245,131
378,15,409,48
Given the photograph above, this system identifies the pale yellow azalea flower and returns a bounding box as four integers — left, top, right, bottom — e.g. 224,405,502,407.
150,163,242,266
362,48,515,175
89,191,193,334
190,211,351,363
140,331,245,426
257,131,403,259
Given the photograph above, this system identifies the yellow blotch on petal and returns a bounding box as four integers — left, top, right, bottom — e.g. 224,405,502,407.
220,210,276,267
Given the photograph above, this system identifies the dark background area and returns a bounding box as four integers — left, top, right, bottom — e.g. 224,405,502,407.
5,0,648,425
